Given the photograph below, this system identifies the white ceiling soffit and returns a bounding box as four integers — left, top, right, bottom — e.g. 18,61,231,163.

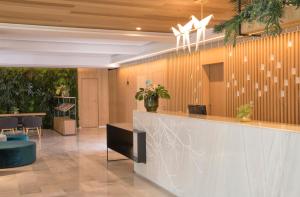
111,28,224,65
0,50,112,68
0,23,174,68
0,39,145,55
0,23,174,43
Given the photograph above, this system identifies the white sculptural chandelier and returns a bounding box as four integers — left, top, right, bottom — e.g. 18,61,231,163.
172,14,213,52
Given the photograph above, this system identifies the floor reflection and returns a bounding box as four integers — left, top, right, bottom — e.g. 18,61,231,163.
0,129,173,197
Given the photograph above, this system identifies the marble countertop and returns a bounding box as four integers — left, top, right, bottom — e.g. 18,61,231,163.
134,110,300,133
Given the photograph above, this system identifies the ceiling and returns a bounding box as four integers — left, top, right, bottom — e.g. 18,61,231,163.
0,23,177,67
0,23,223,67
0,0,229,68
0,0,234,32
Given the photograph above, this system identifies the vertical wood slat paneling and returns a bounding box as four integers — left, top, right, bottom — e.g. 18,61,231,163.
227,30,300,124
109,30,300,125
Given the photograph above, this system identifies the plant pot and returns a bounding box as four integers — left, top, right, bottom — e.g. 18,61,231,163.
144,95,159,112
239,116,252,122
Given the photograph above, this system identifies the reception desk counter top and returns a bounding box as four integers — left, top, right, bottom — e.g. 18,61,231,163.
133,110,300,197
147,110,300,133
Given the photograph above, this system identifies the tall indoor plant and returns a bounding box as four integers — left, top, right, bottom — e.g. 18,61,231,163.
135,80,170,112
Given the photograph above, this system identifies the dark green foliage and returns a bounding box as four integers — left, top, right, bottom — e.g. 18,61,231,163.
214,0,300,45
155,85,171,99
135,85,170,101
135,88,145,101
0,68,77,128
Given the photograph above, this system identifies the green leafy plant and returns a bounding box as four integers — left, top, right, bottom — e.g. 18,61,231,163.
55,84,70,97
135,80,170,101
10,107,20,114
214,0,300,45
135,80,170,112
0,68,77,128
236,103,253,120
0,68,28,113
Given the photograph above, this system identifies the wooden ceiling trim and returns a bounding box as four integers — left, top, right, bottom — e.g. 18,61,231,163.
70,6,155,17
69,11,188,24
0,0,234,32
0,11,63,22
0,16,62,23
0,4,71,15
65,0,165,8
0,0,74,8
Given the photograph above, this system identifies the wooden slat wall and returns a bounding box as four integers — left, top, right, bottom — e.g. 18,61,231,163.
225,31,300,124
108,47,225,123
109,30,300,125
109,58,168,123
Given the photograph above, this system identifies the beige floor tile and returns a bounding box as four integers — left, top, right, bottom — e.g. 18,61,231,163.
40,185,66,197
0,190,20,197
0,129,172,197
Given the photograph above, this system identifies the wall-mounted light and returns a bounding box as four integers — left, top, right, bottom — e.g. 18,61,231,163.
108,63,120,68
136,27,142,31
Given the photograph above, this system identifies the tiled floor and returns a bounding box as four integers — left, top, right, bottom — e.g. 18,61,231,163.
0,129,173,197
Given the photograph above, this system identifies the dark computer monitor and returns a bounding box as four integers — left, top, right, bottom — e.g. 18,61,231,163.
188,105,207,115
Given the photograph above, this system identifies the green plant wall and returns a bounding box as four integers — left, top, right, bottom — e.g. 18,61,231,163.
0,68,77,128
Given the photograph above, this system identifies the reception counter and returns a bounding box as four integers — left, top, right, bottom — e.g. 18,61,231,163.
133,110,300,197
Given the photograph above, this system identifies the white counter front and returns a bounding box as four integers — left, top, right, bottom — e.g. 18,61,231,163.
133,111,300,197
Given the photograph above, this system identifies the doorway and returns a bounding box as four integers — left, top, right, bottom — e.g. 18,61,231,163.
203,63,226,116
81,78,99,128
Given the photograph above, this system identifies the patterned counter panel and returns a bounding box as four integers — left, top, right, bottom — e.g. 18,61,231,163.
133,111,300,197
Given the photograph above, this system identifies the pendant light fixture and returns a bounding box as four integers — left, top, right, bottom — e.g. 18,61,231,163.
171,0,213,52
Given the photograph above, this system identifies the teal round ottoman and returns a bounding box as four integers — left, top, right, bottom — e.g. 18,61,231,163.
0,141,36,169
7,134,29,141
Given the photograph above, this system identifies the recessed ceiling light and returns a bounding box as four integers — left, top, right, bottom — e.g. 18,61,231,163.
136,27,142,31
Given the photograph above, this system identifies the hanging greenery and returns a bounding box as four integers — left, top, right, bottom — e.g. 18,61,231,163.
214,0,300,45
0,68,77,128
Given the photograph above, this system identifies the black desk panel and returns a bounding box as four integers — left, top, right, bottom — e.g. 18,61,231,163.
106,123,133,161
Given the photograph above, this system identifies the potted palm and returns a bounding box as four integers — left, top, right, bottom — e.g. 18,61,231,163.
135,80,170,112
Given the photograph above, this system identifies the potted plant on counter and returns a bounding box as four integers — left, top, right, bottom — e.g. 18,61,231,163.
236,103,253,122
135,80,170,112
